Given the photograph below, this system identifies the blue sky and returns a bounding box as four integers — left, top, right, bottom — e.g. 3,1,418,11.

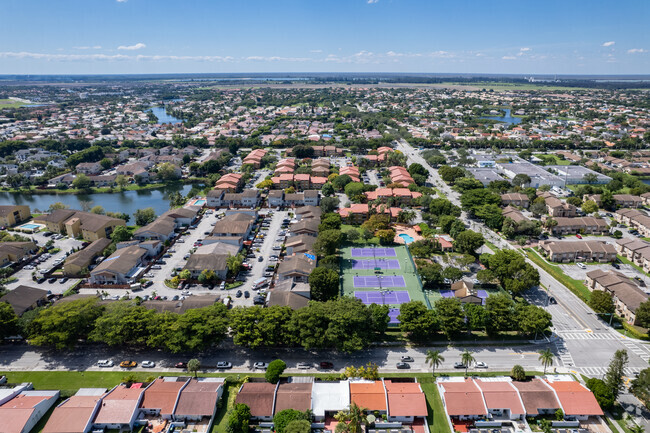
1,0,648,75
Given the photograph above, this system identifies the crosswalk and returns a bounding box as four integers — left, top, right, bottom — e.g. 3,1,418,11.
580,366,643,377
556,331,619,340
554,339,575,367
620,338,650,363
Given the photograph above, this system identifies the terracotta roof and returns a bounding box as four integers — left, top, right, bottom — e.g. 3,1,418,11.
350,381,387,411
384,380,427,417
511,379,560,414
43,395,104,433
140,378,186,416
545,380,603,416
174,378,223,417
474,379,525,415
439,379,487,417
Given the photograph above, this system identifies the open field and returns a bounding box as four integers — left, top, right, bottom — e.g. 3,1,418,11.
0,98,32,108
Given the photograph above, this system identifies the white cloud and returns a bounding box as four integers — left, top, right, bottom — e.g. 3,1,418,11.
367,0,379,3
602,41,615,47
73,45,102,50
116,0,128,2
519,47,531,52
627,48,647,54
310,49,323,53
117,43,146,51
502,56,516,60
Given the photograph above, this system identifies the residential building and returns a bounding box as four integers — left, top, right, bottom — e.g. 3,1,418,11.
509,379,561,415
173,378,224,425
311,381,350,421
267,279,310,310
89,245,147,285
206,189,225,207
538,240,617,263
234,382,277,421
42,389,107,433
183,242,240,280
545,376,603,421
545,197,577,218
211,212,256,238
0,389,59,433
384,380,428,423
550,217,609,235
277,255,316,283
0,205,30,227
616,238,650,272
290,219,319,237
75,162,102,175
92,385,144,431
388,166,414,187
614,209,650,237
585,269,648,324
64,238,112,276
274,382,312,415
365,188,422,205
500,193,530,209
139,377,189,419
502,206,529,224
585,194,643,208
0,285,48,316
350,381,387,414
0,241,38,266
34,210,125,241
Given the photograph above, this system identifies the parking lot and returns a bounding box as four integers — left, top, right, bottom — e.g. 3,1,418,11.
7,232,83,295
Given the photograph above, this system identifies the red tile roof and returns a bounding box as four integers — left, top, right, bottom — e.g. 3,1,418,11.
545,380,603,416
350,381,387,411
439,379,487,417
384,381,427,417
474,380,525,415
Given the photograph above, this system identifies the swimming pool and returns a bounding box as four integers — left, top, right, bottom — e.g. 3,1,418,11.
193,199,206,206
398,233,415,244
20,223,40,230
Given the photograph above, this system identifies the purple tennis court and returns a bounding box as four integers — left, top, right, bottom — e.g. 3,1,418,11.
350,247,397,257
353,275,406,288
351,259,400,270
355,290,411,305
388,308,401,324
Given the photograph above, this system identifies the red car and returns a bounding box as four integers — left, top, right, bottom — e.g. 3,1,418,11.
174,362,187,369
576,234,582,239
319,361,334,369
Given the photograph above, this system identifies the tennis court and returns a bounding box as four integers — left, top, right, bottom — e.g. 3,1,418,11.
351,259,400,270
388,308,400,324
355,290,411,304
354,275,406,288
351,247,397,257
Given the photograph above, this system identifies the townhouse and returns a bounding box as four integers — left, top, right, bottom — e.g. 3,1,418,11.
586,269,648,324
134,207,198,243
210,212,256,241
585,193,643,208
311,158,331,177
338,203,402,224
42,389,107,433
538,240,617,263
614,208,650,237
312,145,343,157
89,245,148,285
365,188,422,205
267,279,310,310
63,238,112,276
0,385,59,433
550,217,609,235
388,166,414,187
215,190,261,208
0,241,38,266
277,255,316,283
0,285,48,316
242,148,267,168
502,206,529,224
339,166,360,182
267,190,320,208
183,242,240,280
75,162,102,175
616,238,650,272
545,196,577,217
0,205,30,227
500,192,530,208
35,209,125,241
270,174,327,191
214,173,243,192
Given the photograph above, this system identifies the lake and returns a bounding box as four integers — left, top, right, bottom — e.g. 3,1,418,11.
148,106,184,124
480,108,522,125
0,184,196,217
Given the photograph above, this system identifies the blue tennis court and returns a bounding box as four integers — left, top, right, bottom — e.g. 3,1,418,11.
355,290,411,305
388,308,401,324
351,259,400,270
353,275,406,288
351,247,397,257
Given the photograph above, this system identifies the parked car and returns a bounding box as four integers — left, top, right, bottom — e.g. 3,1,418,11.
59,277,68,284
575,234,582,239
453,362,465,369
244,291,250,298
141,361,155,368
47,277,57,284
216,361,232,369
174,362,187,369
320,361,334,369
396,362,410,369
576,262,586,269
236,290,243,298
297,362,312,369
475,362,488,368
253,362,268,370
400,356,414,362
97,359,114,367
120,360,137,368
612,263,621,269
258,256,264,262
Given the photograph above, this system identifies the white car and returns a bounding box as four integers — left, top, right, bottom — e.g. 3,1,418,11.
141,361,156,368
97,359,114,367
475,361,488,368
297,362,312,369
576,263,586,269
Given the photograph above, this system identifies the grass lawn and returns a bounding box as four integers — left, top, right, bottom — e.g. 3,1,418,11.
534,154,571,165
0,98,33,108
341,224,380,245
525,248,592,303
211,383,240,433
420,382,452,433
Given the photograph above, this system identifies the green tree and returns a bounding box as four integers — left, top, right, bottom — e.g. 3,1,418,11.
344,182,367,201
438,165,466,184
309,267,339,301
28,298,104,349
320,196,340,213
582,200,599,214
111,225,131,243
398,301,438,341
179,269,191,280
376,229,396,245
0,302,18,339
90,302,155,346
604,349,629,398
285,420,311,433
589,290,615,314
511,364,526,381
538,349,554,375
481,250,539,295
601,189,615,209
634,301,650,328
397,209,416,224
314,229,343,256
229,306,293,349
435,298,466,338
474,204,504,230
90,205,105,215
454,230,485,255
586,378,615,409
426,349,445,376
334,402,367,433
516,303,552,337
115,174,128,190
187,358,201,378
157,162,181,180
512,173,531,187
485,293,515,336
274,409,311,433
321,182,335,197
134,207,156,226
319,213,342,231
332,174,353,191
265,359,287,384
460,350,475,376
48,202,69,212
441,266,463,283
583,173,598,184
72,174,92,190
227,253,245,277
226,403,251,433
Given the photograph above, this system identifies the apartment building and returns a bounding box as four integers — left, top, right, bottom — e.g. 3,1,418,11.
539,240,617,263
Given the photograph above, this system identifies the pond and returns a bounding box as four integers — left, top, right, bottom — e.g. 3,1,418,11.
480,108,522,125
147,106,184,124
0,184,198,217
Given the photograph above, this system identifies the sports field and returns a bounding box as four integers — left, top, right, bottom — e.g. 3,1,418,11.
341,245,428,314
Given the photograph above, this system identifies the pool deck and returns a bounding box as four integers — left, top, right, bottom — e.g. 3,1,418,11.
393,226,424,245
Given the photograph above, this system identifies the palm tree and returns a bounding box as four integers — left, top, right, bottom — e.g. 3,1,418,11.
538,349,554,375
426,349,445,376
629,424,644,433
187,358,201,378
334,402,367,433
461,350,475,376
